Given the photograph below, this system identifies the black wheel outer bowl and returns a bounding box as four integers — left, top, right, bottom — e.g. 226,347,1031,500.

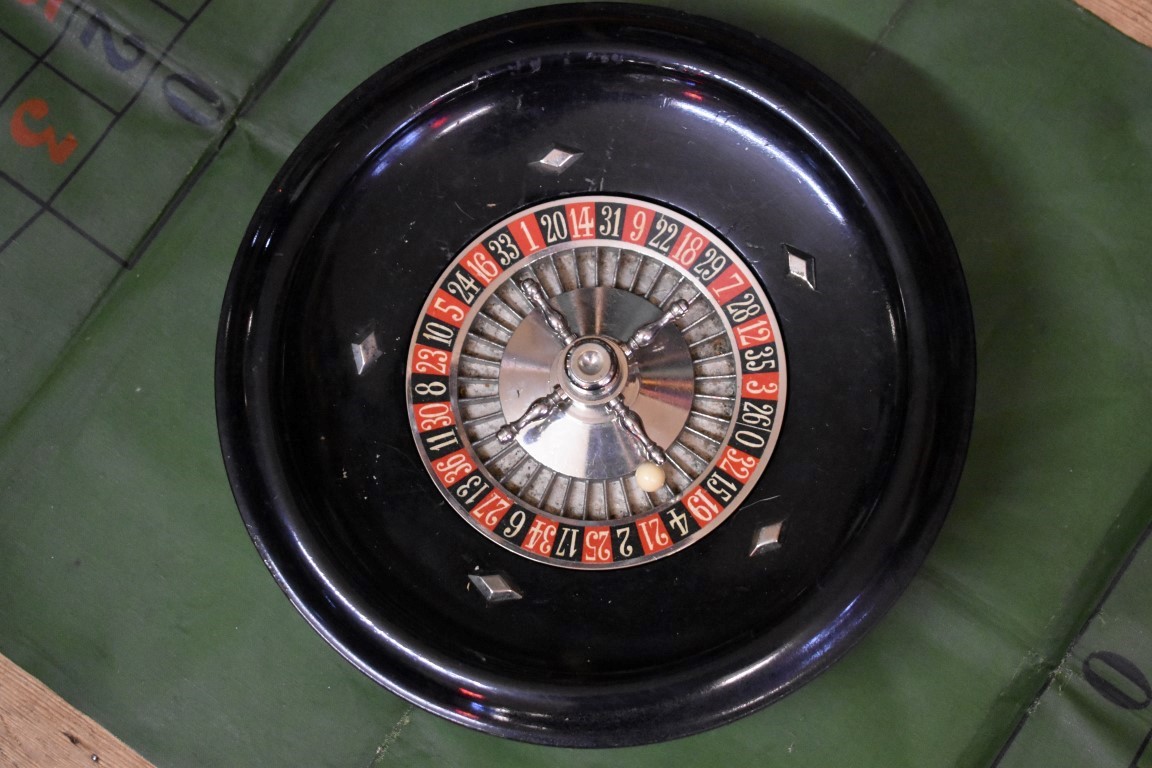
215,3,975,748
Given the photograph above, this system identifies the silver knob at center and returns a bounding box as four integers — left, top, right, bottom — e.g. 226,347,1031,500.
566,338,618,393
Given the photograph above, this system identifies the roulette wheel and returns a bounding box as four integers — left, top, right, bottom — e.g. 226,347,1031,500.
216,2,974,747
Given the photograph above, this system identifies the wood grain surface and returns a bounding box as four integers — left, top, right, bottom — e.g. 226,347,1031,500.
0,654,153,768
1076,0,1152,46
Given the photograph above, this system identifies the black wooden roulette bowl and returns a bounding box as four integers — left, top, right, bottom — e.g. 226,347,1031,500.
215,3,974,748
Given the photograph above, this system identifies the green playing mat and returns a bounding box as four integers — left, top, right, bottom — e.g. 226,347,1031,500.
1,0,1150,765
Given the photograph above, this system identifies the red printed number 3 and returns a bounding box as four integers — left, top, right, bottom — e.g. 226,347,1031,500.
10,98,78,165
18,0,62,22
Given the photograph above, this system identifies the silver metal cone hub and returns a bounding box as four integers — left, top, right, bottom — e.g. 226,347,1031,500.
498,286,694,480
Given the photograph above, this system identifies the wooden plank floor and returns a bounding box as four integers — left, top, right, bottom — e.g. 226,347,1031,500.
1077,0,1152,48
0,653,153,767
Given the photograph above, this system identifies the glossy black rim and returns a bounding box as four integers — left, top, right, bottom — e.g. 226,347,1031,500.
216,3,974,748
